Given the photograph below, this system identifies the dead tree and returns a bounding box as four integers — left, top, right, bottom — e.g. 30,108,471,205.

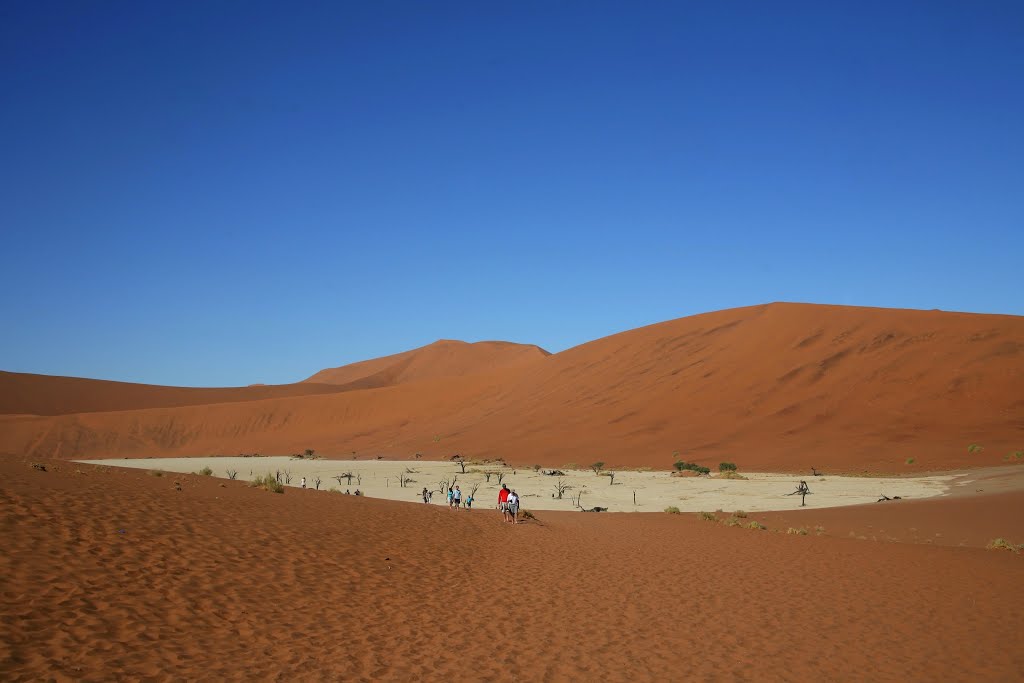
335,472,355,486
606,472,616,485
283,469,293,485
786,480,811,507
553,479,572,499
314,476,322,490
226,469,238,480
452,454,467,473
497,472,505,486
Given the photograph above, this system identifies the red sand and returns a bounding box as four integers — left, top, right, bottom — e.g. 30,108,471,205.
2,455,1022,681
2,303,1021,472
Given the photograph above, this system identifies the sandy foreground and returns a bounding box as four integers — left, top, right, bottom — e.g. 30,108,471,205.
3,455,1023,682
80,456,960,513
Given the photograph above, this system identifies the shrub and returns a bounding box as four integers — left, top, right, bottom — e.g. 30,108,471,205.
250,473,285,494
986,538,1021,553
905,458,915,465
664,506,681,514
814,526,826,535
718,471,747,480
748,521,766,530
787,527,808,536
698,511,716,522
148,470,164,477
719,462,737,472
733,510,748,518
723,516,742,527
226,469,238,480
199,466,213,476
967,444,984,454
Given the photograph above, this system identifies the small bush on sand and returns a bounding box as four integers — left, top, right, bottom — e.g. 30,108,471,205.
250,473,284,494
787,527,809,536
664,506,681,514
967,444,984,454
698,511,716,522
199,466,213,476
226,469,238,480
733,510,748,518
717,471,747,480
718,462,737,472
905,458,915,465
986,538,1021,553
748,521,766,530
724,516,742,527
814,525,826,535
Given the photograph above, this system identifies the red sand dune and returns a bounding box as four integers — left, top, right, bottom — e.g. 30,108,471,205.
2,455,1022,681
303,339,550,387
0,371,347,417
1,303,1021,471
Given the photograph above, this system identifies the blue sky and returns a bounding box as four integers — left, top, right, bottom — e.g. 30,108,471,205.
2,1,1022,386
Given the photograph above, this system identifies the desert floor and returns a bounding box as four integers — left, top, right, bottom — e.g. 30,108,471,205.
3,455,1023,682
79,456,963,513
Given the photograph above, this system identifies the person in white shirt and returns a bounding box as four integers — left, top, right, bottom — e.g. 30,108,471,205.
507,490,520,524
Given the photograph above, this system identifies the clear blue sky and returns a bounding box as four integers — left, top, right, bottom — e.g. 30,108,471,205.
2,1,1022,386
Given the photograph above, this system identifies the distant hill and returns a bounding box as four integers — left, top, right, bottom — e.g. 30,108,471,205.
303,339,551,388
0,371,347,417
1,303,1021,472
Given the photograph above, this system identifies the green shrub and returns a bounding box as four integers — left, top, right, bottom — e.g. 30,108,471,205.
664,506,681,514
718,462,737,472
199,466,213,476
674,461,712,475
986,538,1021,553
697,511,716,522
905,458,915,465
250,473,284,494
748,521,766,530
967,444,984,454
723,516,742,527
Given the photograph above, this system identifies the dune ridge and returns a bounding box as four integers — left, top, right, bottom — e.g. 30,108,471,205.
1,303,1021,472
302,339,550,387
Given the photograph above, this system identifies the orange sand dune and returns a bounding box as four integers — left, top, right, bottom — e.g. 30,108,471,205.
1,303,1022,471
303,339,550,387
0,371,348,417
2,456,1021,681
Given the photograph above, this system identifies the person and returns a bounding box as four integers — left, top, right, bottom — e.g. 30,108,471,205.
453,485,462,509
465,492,473,510
345,489,350,495
447,487,455,508
354,489,362,496
497,483,510,522
507,489,520,524
422,487,430,504
300,476,306,489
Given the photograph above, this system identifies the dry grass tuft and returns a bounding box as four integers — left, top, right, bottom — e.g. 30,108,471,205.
697,511,716,522
787,527,809,536
664,506,681,514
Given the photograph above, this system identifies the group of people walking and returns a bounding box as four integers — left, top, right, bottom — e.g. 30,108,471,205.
419,482,520,523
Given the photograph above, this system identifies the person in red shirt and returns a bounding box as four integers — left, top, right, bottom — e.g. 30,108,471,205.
497,483,511,523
